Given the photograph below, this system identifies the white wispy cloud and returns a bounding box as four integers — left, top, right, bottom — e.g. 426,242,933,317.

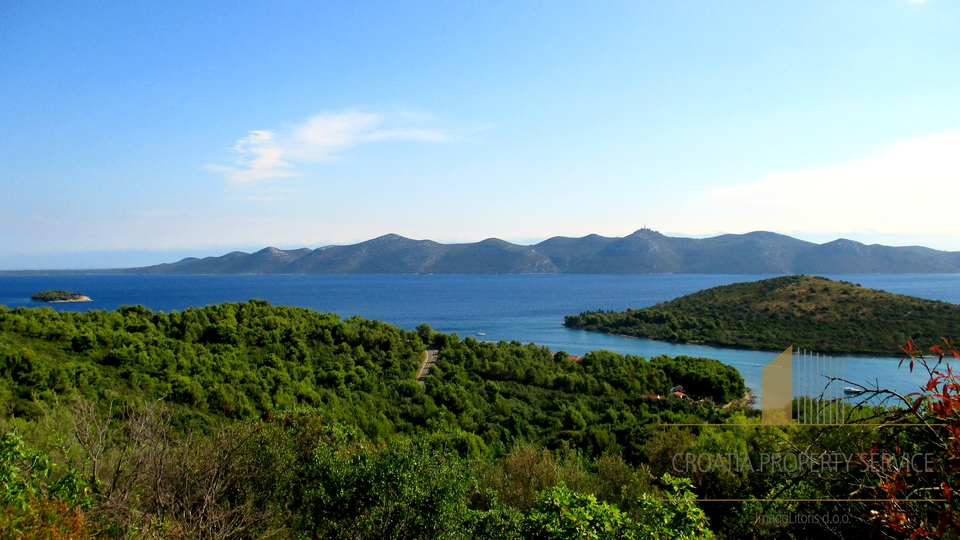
689,127,960,236
206,111,451,184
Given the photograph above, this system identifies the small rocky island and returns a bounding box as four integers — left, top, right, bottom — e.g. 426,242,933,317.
31,290,92,303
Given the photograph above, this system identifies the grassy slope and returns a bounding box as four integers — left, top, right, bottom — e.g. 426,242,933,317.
564,275,960,354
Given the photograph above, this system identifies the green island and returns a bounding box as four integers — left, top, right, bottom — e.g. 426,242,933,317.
564,275,960,355
30,290,91,303
1,299,957,538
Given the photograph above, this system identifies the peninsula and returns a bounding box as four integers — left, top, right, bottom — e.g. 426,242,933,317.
564,275,960,355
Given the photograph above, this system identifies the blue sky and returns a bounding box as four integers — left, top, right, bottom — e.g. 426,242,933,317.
2,0,959,269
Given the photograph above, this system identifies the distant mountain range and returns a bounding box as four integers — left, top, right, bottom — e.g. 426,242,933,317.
18,229,955,275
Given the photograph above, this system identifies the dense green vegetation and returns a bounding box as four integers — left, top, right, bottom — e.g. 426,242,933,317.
30,290,90,302
564,275,960,354
0,300,424,430
1,299,955,538
0,301,743,454
0,301,738,538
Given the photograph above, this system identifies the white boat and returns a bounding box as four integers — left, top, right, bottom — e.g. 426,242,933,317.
843,387,865,395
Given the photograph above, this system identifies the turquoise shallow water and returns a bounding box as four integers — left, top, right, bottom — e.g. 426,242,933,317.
2,273,958,404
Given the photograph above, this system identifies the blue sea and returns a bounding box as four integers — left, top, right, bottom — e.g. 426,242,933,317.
2,273,959,404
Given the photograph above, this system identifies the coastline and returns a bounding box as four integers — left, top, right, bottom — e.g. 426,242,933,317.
568,328,906,358
35,295,92,303
47,295,92,303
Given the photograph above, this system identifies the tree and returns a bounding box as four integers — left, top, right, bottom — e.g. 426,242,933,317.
417,323,436,345
860,339,960,538
525,484,635,540
0,430,94,539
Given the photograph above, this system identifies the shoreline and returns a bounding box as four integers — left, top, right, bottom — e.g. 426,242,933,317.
565,328,906,358
48,296,92,303
34,295,92,303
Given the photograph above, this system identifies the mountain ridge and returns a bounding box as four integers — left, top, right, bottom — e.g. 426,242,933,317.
5,229,960,274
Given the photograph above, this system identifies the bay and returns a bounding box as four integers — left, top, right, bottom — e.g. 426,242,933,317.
2,273,959,404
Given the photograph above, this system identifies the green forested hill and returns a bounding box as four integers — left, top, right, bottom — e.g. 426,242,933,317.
564,275,960,354
0,301,743,538
0,301,742,450
1,300,947,539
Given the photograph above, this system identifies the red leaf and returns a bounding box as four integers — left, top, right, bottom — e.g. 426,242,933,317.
910,396,928,414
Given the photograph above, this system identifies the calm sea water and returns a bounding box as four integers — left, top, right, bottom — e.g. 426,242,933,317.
2,273,959,403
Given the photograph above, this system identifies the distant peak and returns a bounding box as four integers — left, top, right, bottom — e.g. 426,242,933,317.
821,238,866,251
826,238,862,245
743,231,783,238
478,237,509,245
628,228,663,238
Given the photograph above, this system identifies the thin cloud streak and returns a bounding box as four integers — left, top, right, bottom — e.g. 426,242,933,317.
207,111,452,184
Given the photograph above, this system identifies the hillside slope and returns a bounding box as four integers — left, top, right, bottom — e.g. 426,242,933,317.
564,275,960,354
